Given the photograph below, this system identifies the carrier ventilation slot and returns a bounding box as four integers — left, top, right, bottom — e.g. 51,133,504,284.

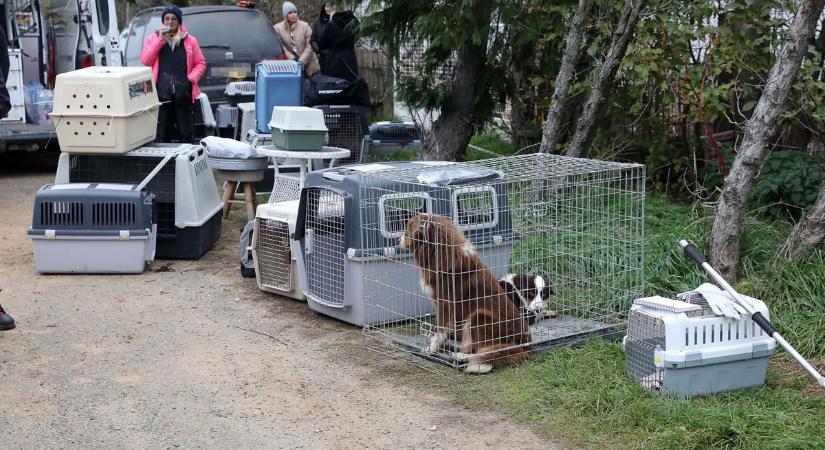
40,201,84,226
194,158,208,176
92,202,136,227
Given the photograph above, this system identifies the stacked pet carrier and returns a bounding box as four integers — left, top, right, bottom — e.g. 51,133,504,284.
28,67,162,273
55,144,223,259
33,67,223,272
314,104,368,165
623,294,776,396
255,60,303,133
50,67,160,153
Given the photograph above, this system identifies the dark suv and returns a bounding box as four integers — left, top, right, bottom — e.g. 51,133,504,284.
121,5,283,110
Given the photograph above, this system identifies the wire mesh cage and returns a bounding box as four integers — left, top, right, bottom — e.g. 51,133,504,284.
288,154,644,371
352,153,646,371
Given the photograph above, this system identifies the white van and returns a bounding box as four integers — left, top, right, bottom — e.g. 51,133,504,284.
1,0,121,152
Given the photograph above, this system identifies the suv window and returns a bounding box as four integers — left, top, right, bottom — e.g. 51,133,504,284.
123,12,159,67
186,10,280,55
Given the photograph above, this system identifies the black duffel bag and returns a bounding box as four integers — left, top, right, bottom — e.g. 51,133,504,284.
303,74,370,107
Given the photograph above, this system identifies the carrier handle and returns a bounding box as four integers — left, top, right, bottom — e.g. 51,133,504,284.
678,240,825,389
135,151,176,192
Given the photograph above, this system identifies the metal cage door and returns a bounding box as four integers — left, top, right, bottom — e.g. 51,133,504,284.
303,188,347,307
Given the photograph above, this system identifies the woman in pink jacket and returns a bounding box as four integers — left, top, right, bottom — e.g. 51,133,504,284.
140,5,206,144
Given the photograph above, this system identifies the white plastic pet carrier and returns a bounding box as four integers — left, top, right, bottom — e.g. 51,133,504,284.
623,295,776,396
54,144,223,259
50,66,160,153
252,200,304,300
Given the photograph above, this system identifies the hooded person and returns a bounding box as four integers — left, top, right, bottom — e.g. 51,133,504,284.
273,2,320,77
310,3,333,72
139,5,206,143
315,4,360,81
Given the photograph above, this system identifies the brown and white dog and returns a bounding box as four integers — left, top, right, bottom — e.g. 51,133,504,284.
499,273,557,325
401,213,532,374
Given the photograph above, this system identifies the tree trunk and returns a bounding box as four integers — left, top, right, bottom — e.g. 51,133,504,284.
710,0,825,282
539,0,595,154
565,0,646,158
779,183,825,259
418,4,493,161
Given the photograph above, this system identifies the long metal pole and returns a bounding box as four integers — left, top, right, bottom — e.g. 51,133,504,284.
679,240,825,390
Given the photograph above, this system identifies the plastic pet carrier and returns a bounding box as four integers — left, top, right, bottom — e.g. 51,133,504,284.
225,81,256,107
252,200,304,300
364,121,421,158
50,66,160,153
28,183,156,273
623,295,776,396
293,161,517,326
255,60,303,133
268,106,328,151
314,104,368,165
1,50,26,123
54,144,223,260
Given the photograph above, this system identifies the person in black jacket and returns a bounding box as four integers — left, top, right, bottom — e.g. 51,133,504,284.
315,4,360,82
310,3,333,73
1,24,12,121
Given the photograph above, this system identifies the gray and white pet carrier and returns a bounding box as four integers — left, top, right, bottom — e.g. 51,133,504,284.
623,295,775,396
55,143,223,260
293,161,517,326
28,183,156,273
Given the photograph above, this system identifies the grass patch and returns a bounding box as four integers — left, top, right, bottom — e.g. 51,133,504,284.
443,194,825,449
458,340,824,449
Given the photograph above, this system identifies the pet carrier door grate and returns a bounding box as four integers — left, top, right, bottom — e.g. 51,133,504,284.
354,154,645,370
253,200,304,300
257,217,292,291
302,188,347,307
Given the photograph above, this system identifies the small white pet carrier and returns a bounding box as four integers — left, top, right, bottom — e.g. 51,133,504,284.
623,294,776,396
252,200,304,300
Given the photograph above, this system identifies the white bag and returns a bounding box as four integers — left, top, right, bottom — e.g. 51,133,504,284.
201,136,256,159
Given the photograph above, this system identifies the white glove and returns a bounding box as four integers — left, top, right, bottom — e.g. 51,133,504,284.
685,283,748,320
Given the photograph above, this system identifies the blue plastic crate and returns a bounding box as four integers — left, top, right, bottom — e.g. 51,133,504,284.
255,60,303,133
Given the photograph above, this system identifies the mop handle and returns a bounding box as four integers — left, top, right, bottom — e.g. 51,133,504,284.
679,240,825,389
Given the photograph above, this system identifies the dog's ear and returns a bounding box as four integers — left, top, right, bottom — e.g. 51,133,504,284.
499,279,517,300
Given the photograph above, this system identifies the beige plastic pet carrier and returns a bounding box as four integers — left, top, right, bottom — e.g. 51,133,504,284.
51,67,160,153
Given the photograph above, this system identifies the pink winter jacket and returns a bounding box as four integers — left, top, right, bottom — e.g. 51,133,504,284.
140,25,207,103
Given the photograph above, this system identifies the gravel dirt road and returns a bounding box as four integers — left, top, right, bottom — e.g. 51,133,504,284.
0,156,561,449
